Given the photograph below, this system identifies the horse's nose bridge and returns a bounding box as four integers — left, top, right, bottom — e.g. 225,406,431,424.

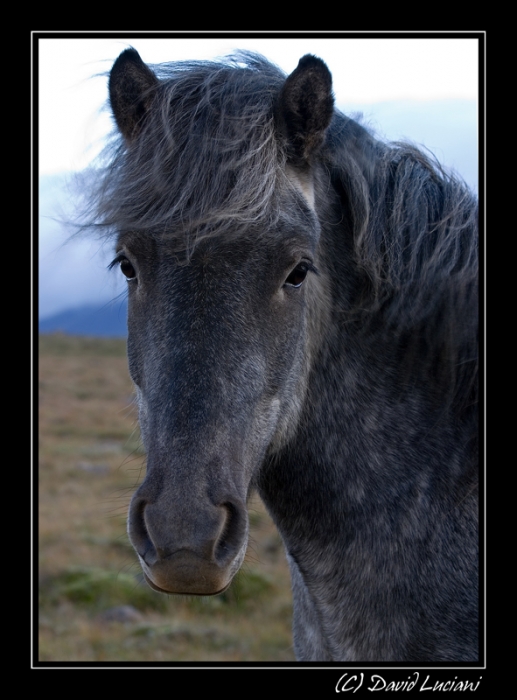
142,339,244,439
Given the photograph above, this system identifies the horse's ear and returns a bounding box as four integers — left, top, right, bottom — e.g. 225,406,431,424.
109,48,159,142
277,55,334,167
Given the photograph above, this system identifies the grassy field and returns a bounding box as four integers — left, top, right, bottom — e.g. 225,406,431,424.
38,333,295,663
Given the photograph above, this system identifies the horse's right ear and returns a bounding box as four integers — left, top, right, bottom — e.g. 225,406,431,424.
276,55,334,167
109,48,158,142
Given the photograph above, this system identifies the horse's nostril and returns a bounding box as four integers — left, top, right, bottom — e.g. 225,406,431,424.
128,489,248,570
128,496,157,563
215,501,247,565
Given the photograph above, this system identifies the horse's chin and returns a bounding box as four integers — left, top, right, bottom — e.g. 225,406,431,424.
140,558,235,597
143,571,231,596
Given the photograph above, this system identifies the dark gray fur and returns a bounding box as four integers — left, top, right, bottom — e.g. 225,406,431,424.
93,48,479,662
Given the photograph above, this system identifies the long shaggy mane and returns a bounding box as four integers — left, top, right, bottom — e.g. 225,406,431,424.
325,114,478,408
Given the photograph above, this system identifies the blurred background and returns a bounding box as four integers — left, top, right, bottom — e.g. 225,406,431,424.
36,34,481,664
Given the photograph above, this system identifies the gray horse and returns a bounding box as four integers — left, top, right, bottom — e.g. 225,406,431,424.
94,48,479,662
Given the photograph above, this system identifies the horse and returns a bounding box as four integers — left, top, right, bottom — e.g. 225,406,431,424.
94,48,479,662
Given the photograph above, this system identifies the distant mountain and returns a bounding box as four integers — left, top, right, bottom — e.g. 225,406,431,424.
39,301,128,338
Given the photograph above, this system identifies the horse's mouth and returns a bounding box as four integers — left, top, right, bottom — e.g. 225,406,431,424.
141,566,232,597
140,560,233,596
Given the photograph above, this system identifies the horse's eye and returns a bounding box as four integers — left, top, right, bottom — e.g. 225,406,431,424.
109,254,137,281
284,263,311,288
119,258,136,280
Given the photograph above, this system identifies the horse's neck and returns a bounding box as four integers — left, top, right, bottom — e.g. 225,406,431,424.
258,338,477,661
259,316,476,556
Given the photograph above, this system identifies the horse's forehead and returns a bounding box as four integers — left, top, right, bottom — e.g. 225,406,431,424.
285,166,315,211
117,197,319,261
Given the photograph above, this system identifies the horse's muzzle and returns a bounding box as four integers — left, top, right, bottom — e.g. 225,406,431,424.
128,492,249,596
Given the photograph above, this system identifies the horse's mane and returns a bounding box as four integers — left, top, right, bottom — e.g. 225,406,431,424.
326,113,478,410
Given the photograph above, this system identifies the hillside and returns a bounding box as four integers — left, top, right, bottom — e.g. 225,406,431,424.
39,302,128,337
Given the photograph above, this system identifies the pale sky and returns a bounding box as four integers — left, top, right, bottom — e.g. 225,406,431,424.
37,34,480,176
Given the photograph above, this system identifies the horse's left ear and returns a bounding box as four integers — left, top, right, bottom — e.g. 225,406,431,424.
109,48,159,142
277,55,334,167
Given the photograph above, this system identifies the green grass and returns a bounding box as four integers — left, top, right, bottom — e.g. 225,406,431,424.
40,566,171,612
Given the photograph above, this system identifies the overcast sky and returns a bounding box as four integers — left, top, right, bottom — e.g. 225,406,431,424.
38,35,479,176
